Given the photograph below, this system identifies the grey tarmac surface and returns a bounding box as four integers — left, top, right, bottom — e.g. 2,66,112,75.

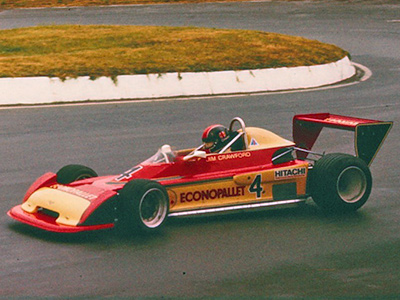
1,1,399,298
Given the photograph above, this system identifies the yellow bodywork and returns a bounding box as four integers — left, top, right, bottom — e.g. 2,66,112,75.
168,162,309,213
21,187,90,226
245,127,295,150
167,126,306,213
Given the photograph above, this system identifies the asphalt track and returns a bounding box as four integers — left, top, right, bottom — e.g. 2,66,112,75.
1,1,400,299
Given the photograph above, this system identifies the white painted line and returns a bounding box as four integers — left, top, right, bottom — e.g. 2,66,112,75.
352,62,372,82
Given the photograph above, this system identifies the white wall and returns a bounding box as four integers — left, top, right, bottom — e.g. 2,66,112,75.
0,56,355,105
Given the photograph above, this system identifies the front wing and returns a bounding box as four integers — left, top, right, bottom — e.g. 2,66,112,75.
8,205,114,233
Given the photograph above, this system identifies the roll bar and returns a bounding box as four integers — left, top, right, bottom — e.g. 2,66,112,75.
228,117,249,150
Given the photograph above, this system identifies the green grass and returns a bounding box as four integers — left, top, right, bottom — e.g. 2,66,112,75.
0,25,349,79
0,0,289,9
0,0,323,10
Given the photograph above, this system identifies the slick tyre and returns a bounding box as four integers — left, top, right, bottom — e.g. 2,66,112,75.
119,179,169,234
310,153,372,213
56,164,98,184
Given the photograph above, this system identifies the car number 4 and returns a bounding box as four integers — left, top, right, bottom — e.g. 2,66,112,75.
249,174,264,199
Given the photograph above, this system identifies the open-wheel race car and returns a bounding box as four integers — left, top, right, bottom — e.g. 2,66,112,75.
8,113,392,234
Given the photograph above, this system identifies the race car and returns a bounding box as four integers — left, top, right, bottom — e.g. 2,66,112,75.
7,113,392,234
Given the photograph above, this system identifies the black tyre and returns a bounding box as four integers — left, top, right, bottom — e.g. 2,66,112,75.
119,179,169,233
309,153,372,213
56,164,98,184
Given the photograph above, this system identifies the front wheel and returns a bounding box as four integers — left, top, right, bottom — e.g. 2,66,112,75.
309,153,372,213
56,164,98,184
119,179,169,233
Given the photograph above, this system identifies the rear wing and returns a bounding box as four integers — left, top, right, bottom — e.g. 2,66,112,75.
293,113,393,166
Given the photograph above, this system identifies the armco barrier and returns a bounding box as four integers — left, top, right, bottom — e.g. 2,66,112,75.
0,56,355,105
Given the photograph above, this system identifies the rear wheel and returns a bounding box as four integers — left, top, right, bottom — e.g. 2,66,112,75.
119,179,169,233
309,153,372,213
56,164,98,184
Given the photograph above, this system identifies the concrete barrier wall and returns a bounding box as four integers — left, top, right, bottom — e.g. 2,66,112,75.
0,56,355,105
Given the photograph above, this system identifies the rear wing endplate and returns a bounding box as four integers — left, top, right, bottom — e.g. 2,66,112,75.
293,113,393,166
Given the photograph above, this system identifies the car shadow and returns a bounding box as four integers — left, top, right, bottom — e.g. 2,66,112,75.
7,201,370,245
7,222,113,244
166,201,370,229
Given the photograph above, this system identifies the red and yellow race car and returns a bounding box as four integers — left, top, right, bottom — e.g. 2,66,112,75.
7,113,392,234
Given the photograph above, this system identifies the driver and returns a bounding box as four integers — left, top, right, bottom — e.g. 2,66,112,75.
202,124,245,153
202,124,230,153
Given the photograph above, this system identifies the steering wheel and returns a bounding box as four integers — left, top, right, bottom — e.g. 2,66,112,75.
229,117,248,150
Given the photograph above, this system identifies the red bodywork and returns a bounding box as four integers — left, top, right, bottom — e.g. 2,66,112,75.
8,143,299,233
8,113,392,233
293,113,393,165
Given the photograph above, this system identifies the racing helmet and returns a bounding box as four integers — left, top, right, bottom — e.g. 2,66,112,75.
202,124,229,153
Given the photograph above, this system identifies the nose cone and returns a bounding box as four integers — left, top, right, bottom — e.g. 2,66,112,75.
21,187,91,226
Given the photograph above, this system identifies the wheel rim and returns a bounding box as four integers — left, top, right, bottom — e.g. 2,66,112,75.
337,166,367,203
139,188,168,228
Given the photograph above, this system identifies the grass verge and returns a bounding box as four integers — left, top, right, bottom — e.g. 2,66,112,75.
1,0,313,10
0,25,349,79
